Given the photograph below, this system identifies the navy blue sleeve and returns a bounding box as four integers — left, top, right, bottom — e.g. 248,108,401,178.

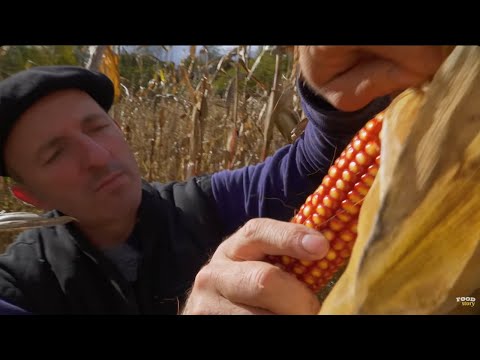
211,80,391,236
0,298,29,315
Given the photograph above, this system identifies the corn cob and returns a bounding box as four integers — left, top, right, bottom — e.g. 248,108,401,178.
267,113,383,295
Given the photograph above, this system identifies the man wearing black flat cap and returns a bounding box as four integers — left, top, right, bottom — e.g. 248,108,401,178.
0,46,446,315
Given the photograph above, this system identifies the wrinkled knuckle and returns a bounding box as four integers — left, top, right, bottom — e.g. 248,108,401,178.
242,218,262,242
212,241,227,260
193,265,214,291
250,265,282,296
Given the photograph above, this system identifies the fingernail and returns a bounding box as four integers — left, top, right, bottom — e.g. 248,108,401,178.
302,234,329,257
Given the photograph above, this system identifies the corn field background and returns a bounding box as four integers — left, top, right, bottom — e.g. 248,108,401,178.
0,45,306,252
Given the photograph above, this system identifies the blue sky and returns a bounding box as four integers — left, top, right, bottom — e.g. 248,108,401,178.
122,45,258,64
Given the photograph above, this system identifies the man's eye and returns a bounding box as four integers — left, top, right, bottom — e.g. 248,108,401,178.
91,124,109,132
45,149,62,165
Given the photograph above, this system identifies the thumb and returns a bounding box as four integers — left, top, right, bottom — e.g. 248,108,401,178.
216,218,330,262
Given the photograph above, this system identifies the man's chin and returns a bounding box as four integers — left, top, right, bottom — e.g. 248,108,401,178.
102,181,142,212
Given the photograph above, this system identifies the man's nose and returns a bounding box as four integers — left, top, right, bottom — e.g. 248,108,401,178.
79,136,110,169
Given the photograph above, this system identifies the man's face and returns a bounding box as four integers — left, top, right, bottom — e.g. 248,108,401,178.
3,89,142,224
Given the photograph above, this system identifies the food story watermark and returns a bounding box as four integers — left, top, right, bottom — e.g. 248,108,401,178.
456,296,476,307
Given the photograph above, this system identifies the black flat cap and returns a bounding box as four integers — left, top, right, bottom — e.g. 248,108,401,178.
0,65,114,177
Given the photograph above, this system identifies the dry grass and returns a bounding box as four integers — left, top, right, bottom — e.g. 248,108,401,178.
116,86,291,183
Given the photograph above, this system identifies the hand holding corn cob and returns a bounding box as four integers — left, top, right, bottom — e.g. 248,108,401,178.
182,218,330,315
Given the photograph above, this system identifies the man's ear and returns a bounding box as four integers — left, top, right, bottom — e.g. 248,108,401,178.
10,184,49,210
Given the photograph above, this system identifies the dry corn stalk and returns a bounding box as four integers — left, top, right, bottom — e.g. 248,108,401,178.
0,211,76,231
270,45,480,314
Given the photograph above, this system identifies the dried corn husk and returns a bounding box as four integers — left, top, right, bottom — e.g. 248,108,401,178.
320,46,480,315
